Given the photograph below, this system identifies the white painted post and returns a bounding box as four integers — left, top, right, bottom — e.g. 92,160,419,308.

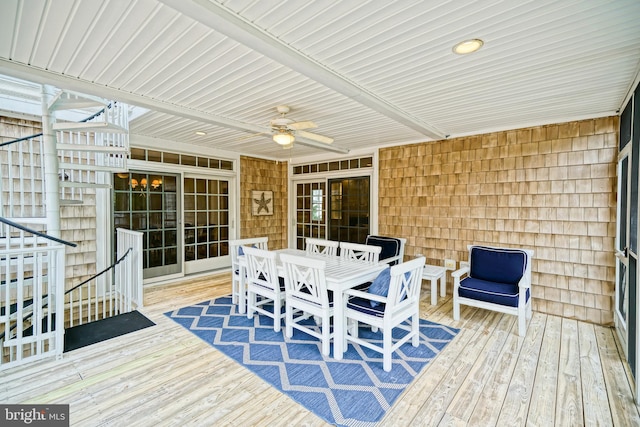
41,84,61,238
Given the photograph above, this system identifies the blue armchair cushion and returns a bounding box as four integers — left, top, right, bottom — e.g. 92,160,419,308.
458,277,530,307
367,267,391,307
347,296,386,317
469,246,527,285
366,235,402,265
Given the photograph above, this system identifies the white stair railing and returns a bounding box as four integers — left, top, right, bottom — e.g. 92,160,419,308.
0,219,69,370
115,228,144,312
54,98,129,204
65,228,143,327
0,135,46,221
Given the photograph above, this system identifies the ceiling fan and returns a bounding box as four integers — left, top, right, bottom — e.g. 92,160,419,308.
269,105,334,149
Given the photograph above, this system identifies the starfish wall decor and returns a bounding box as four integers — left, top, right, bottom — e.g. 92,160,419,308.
251,190,273,216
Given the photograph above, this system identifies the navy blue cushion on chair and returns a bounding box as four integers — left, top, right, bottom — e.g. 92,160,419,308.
458,277,530,307
346,296,386,317
366,236,402,265
367,267,391,307
469,246,527,285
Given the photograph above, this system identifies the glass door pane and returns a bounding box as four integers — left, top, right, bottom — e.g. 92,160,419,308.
294,181,326,249
183,176,230,273
328,176,370,243
113,171,181,279
617,154,630,354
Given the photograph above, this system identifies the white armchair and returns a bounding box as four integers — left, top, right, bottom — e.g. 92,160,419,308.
229,237,268,313
305,238,339,257
343,256,426,372
244,246,286,332
339,241,381,263
281,253,334,356
452,245,534,336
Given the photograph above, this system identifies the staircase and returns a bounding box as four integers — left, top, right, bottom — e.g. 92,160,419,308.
0,85,141,369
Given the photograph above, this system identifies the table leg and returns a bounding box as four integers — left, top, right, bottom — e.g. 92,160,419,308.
333,290,345,360
440,274,446,297
431,278,437,305
238,265,246,314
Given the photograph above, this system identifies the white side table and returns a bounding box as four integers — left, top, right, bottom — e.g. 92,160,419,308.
422,264,447,305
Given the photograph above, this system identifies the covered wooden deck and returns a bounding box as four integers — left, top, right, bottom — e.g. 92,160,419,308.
1,272,638,426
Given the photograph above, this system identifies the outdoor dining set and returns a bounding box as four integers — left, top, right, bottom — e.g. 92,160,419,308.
228,235,534,371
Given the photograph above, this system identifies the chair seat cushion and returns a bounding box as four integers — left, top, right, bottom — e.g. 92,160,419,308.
253,275,286,291
459,277,530,307
353,281,372,291
290,288,334,307
347,296,385,317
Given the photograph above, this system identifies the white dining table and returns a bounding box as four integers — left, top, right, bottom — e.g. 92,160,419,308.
237,248,387,360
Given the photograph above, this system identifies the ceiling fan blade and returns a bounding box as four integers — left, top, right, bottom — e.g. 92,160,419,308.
297,130,334,144
288,120,317,130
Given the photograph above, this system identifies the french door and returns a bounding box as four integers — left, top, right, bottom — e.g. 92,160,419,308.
183,174,231,273
616,147,633,366
617,90,639,402
293,176,371,249
113,171,181,279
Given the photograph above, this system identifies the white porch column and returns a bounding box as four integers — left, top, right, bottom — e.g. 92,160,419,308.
41,84,61,238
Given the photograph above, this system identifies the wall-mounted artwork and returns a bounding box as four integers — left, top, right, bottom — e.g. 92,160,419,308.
252,190,273,216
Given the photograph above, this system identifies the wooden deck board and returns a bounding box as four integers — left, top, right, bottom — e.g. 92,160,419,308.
555,318,583,426
1,272,638,426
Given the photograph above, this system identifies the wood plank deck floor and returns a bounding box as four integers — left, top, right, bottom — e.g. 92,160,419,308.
1,272,638,426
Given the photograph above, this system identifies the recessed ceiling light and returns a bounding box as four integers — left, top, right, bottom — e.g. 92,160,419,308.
195,131,207,136
452,38,484,55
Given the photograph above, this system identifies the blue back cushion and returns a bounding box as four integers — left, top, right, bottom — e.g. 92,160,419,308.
367,267,391,307
366,236,401,264
470,246,527,285
238,244,256,256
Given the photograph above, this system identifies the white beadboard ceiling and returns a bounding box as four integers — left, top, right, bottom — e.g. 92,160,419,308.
0,0,639,160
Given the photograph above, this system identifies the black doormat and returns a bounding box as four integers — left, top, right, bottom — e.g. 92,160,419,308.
64,310,155,353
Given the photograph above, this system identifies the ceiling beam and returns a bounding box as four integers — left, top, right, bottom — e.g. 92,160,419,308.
159,0,446,140
0,59,350,154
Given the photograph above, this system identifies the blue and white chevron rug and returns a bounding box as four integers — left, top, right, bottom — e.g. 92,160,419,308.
165,296,459,427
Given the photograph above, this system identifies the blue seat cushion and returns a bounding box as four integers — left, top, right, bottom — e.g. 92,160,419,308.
469,246,527,285
367,267,391,307
459,277,530,307
292,286,335,306
347,296,385,317
366,235,402,265
254,274,286,290
353,281,372,291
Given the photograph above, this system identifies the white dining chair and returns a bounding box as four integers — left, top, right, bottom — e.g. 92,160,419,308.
339,241,381,264
281,253,334,356
305,238,339,257
343,256,426,372
243,245,286,332
229,237,268,310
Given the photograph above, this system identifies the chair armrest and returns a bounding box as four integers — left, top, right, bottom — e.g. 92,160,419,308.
451,266,469,280
518,275,531,289
343,288,388,304
380,255,401,265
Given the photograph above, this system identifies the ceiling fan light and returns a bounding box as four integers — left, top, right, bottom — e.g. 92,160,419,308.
273,132,295,145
